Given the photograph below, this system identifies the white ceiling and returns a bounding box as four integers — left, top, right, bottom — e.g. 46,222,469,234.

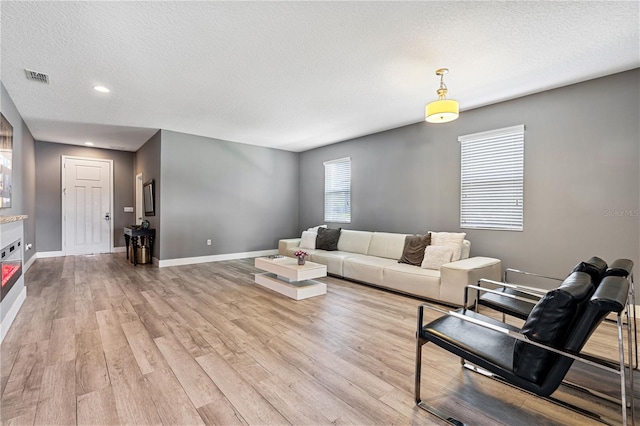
1,2,638,153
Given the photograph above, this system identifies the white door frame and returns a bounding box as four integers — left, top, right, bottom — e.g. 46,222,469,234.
61,155,115,255
135,173,143,225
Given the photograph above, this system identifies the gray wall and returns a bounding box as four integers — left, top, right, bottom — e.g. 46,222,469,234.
1,83,36,264
299,69,640,284
159,130,299,260
134,130,162,257
35,141,135,251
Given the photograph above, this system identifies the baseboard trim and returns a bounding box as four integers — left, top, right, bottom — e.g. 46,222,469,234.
113,246,127,253
0,286,27,343
23,253,37,273
158,249,278,268
36,250,65,258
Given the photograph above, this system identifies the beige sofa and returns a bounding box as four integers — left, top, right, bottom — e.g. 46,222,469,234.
279,230,501,306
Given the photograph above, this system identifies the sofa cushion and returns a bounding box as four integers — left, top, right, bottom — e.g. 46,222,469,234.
431,232,467,261
285,246,319,258
309,250,353,276
343,255,398,286
316,227,341,251
421,245,453,270
367,232,408,260
337,230,374,255
382,263,441,300
399,233,431,266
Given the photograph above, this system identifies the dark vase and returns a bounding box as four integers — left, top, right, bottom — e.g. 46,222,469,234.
297,256,305,265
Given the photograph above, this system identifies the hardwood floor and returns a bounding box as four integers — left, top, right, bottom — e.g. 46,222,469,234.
1,254,637,425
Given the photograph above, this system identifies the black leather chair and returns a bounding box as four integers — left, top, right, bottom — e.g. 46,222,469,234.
474,257,637,369
415,273,633,425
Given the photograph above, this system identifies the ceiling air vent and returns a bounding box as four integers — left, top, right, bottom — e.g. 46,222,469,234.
25,69,49,84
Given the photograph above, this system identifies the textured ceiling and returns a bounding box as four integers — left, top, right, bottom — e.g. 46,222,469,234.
1,1,639,152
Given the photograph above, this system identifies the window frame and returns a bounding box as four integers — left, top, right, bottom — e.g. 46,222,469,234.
459,124,525,231
323,157,351,224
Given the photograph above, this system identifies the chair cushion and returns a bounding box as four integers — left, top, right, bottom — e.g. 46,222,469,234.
478,288,538,320
603,258,634,279
513,271,593,383
571,256,607,285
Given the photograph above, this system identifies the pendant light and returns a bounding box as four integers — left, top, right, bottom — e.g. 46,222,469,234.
425,68,459,123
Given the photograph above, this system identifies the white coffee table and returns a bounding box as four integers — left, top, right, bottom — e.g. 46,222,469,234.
254,257,327,300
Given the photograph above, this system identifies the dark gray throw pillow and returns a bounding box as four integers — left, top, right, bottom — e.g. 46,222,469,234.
399,233,431,266
316,227,341,251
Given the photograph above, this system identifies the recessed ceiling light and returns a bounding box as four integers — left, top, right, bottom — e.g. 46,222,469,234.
85,141,94,146
93,85,110,93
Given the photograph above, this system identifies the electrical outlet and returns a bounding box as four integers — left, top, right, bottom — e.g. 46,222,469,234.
207,239,212,246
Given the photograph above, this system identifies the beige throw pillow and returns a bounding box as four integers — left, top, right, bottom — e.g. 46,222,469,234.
430,232,466,261
299,231,317,249
421,246,454,270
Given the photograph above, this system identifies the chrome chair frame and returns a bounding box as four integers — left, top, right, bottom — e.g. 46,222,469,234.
479,267,638,370
415,301,634,425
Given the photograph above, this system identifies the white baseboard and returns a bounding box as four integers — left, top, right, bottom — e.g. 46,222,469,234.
113,246,126,253
23,253,37,273
36,250,65,258
158,249,278,268
0,286,26,344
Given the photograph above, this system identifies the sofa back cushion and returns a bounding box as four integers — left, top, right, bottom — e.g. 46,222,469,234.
367,232,408,260
337,230,374,255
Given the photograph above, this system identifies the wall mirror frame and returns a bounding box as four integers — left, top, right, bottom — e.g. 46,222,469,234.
143,179,155,217
0,113,13,209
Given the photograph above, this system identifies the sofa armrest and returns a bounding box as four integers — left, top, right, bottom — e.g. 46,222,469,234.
279,238,301,256
439,257,502,306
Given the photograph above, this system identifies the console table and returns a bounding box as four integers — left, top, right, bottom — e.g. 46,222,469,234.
123,226,155,266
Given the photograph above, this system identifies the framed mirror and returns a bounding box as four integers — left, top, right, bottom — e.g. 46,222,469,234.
0,113,13,208
143,179,155,216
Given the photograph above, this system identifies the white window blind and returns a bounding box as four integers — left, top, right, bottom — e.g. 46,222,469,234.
459,125,524,231
324,157,351,223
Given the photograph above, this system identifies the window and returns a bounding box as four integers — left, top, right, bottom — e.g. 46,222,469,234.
324,157,351,223
459,125,524,231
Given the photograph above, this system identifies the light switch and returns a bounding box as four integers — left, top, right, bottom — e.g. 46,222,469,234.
124,207,134,212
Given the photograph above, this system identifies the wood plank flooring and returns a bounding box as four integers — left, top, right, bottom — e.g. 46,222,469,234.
1,254,637,425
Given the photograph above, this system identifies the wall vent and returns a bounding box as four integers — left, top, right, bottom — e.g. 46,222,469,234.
25,69,49,84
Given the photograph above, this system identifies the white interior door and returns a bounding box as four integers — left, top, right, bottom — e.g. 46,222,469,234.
63,157,112,255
